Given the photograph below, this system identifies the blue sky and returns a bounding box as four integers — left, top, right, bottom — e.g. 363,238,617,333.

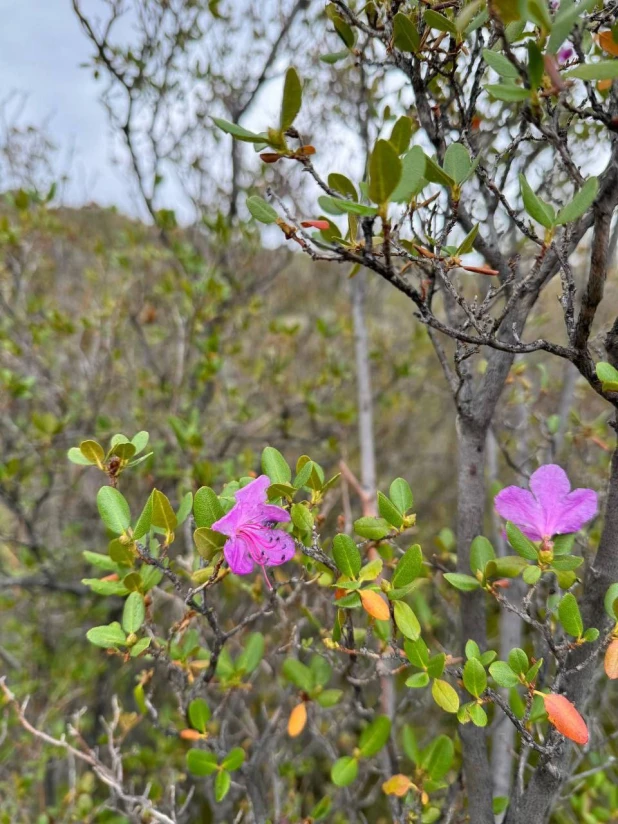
0,0,137,213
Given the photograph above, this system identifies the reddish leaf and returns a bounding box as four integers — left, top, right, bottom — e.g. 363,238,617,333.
300,220,331,230
260,153,282,163
179,728,203,741
604,639,618,679
543,693,588,744
360,589,390,621
461,265,500,276
598,31,618,58
288,702,307,737
296,145,316,156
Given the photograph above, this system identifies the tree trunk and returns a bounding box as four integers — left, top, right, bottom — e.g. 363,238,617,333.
456,415,495,824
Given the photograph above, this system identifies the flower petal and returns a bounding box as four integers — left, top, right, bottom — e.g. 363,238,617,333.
223,536,254,575
263,530,296,567
211,507,243,537
552,488,598,535
259,504,291,525
529,465,571,536
234,475,271,506
495,486,544,540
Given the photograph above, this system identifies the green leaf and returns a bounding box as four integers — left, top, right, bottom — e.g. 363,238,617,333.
393,12,420,52
555,177,598,225
552,533,576,555
280,67,302,131
97,487,131,535
424,155,454,187
469,704,488,727
131,431,149,455
506,522,539,560
332,534,362,578
422,735,454,781
321,196,377,216
486,84,531,102
389,116,413,155
392,544,423,588
359,715,391,757
596,361,618,391
547,0,597,54
482,47,520,78
465,640,481,661
247,195,278,224
328,173,357,200
310,796,332,821
291,502,314,535
404,637,429,668
377,491,404,528
236,632,264,675
331,756,358,787
489,661,519,688
527,41,545,90
215,769,231,801
507,648,528,675
491,555,529,578
463,658,487,698
368,139,402,205
431,679,460,713
443,143,472,185
86,622,127,648
427,653,446,679
402,724,421,764
79,440,104,466
566,61,618,81
176,491,193,525
133,494,153,540
443,573,481,591
262,446,292,484
316,689,343,707
130,637,151,657
604,583,618,619
221,747,245,771
550,555,583,571
213,117,265,143
151,489,177,533
523,565,542,584
354,517,390,541
188,698,211,733
358,558,383,582
68,447,93,466
391,146,426,202
558,592,583,638
405,671,430,688
389,478,413,514
424,9,457,34
122,591,145,634
282,658,314,692
82,551,118,571
519,175,555,229
470,536,495,574
456,223,479,256
187,749,218,776
82,578,129,596
194,486,225,529
194,527,226,560
394,600,421,640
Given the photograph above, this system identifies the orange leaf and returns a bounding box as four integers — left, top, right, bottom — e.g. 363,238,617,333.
360,589,390,621
597,79,613,92
597,31,618,58
296,145,316,156
382,774,413,797
543,693,588,744
179,728,203,741
288,702,307,737
461,265,500,276
300,220,330,230
101,573,120,582
604,639,618,679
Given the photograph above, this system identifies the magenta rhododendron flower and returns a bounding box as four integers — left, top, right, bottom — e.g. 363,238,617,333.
212,475,295,585
557,45,574,64
495,464,597,542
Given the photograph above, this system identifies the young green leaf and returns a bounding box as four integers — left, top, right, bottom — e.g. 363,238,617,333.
422,735,454,781
332,534,362,578
482,48,520,78
368,139,402,205
221,747,245,771
280,67,302,131
443,573,481,591
393,600,421,640
86,622,127,648
519,175,555,229
236,632,264,675
470,536,495,574
215,769,231,802
97,487,131,535
507,648,528,675
389,478,414,514
489,661,520,688
485,84,531,102
463,658,487,698
354,517,390,541
187,749,218,776
194,486,225,529
392,544,423,588
377,491,404,528
393,12,420,52
247,196,278,224
188,698,211,733
262,446,292,484
331,756,358,787
122,591,145,634
558,592,583,638
213,118,265,143
151,489,177,533
555,177,598,225
431,679,460,713
506,522,539,560
359,715,391,757
443,143,472,185
282,658,314,692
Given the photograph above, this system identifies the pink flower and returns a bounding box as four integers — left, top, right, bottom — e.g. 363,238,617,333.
557,46,574,64
212,475,295,584
494,464,597,542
